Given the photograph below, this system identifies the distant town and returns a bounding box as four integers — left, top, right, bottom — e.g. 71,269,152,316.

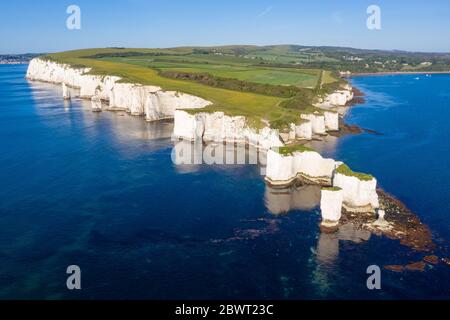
0,54,41,64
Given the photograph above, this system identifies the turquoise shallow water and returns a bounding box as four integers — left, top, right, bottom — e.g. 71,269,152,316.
0,65,448,299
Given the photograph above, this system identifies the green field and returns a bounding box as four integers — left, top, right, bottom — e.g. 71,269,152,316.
103,55,322,88
44,46,342,129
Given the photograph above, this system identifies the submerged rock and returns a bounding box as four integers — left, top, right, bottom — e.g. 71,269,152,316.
341,189,436,253
405,261,427,272
385,261,427,273
423,255,439,265
377,190,435,252
384,265,405,272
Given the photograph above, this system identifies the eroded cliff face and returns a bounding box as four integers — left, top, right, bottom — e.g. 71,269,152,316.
288,108,340,140
316,85,354,108
320,189,344,223
173,110,284,150
265,150,380,219
26,58,211,121
295,121,313,140
333,173,379,212
174,109,341,149
265,149,337,186
27,58,354,148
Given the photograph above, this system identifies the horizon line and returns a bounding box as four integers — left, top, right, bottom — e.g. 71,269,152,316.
2,43,450,56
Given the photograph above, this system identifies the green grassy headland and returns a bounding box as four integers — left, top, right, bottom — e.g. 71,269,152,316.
43,46,344,129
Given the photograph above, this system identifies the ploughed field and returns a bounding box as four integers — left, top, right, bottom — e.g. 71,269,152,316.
44,46,342,129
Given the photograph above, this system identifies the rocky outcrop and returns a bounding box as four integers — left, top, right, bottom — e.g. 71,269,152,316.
173,110,284,150
333,168,379,213
320,188,343,224
300,113,326,135
62,83,71,100
91,96,102,112
316,85,354,107
173,109,342,147
265,149,337,186
294,121,312,140
323,111,339,131
266,151,380,217
298,111,339,136
26,58,211,121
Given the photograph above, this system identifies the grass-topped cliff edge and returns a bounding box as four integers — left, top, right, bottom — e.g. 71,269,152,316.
335,163,374,181
42,46,346,129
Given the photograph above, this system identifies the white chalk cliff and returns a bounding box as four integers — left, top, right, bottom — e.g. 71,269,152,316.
299,111,340,135
172,85,351,146
316,84,354,108
174,109,341,147
265,150,380,217
27,58,353,148
173,110,284,150
333,171,379,213
26,58,211,121
28,57,382,222
320,188,343,223
265,149,337,185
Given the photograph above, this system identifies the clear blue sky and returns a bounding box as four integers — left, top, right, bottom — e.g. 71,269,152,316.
1,0,449,54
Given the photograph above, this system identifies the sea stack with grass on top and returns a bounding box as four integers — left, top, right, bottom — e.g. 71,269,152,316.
332,163,379,214
320,187,344,229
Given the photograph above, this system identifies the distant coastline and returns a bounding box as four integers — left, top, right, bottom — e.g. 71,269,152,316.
0,62,29,65
0,54,40,65
348,70,450,77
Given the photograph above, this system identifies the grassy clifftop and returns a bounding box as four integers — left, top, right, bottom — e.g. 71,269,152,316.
43,47,344,129
335,164,374,181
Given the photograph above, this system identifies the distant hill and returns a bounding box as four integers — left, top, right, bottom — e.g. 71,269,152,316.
162,44,450,73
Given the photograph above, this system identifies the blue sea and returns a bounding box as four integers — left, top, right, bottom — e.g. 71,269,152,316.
0,65,448,299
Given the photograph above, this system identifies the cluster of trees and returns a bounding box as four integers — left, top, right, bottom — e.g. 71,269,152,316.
159,70,315,100
83,52,178,59
158,70,354,117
